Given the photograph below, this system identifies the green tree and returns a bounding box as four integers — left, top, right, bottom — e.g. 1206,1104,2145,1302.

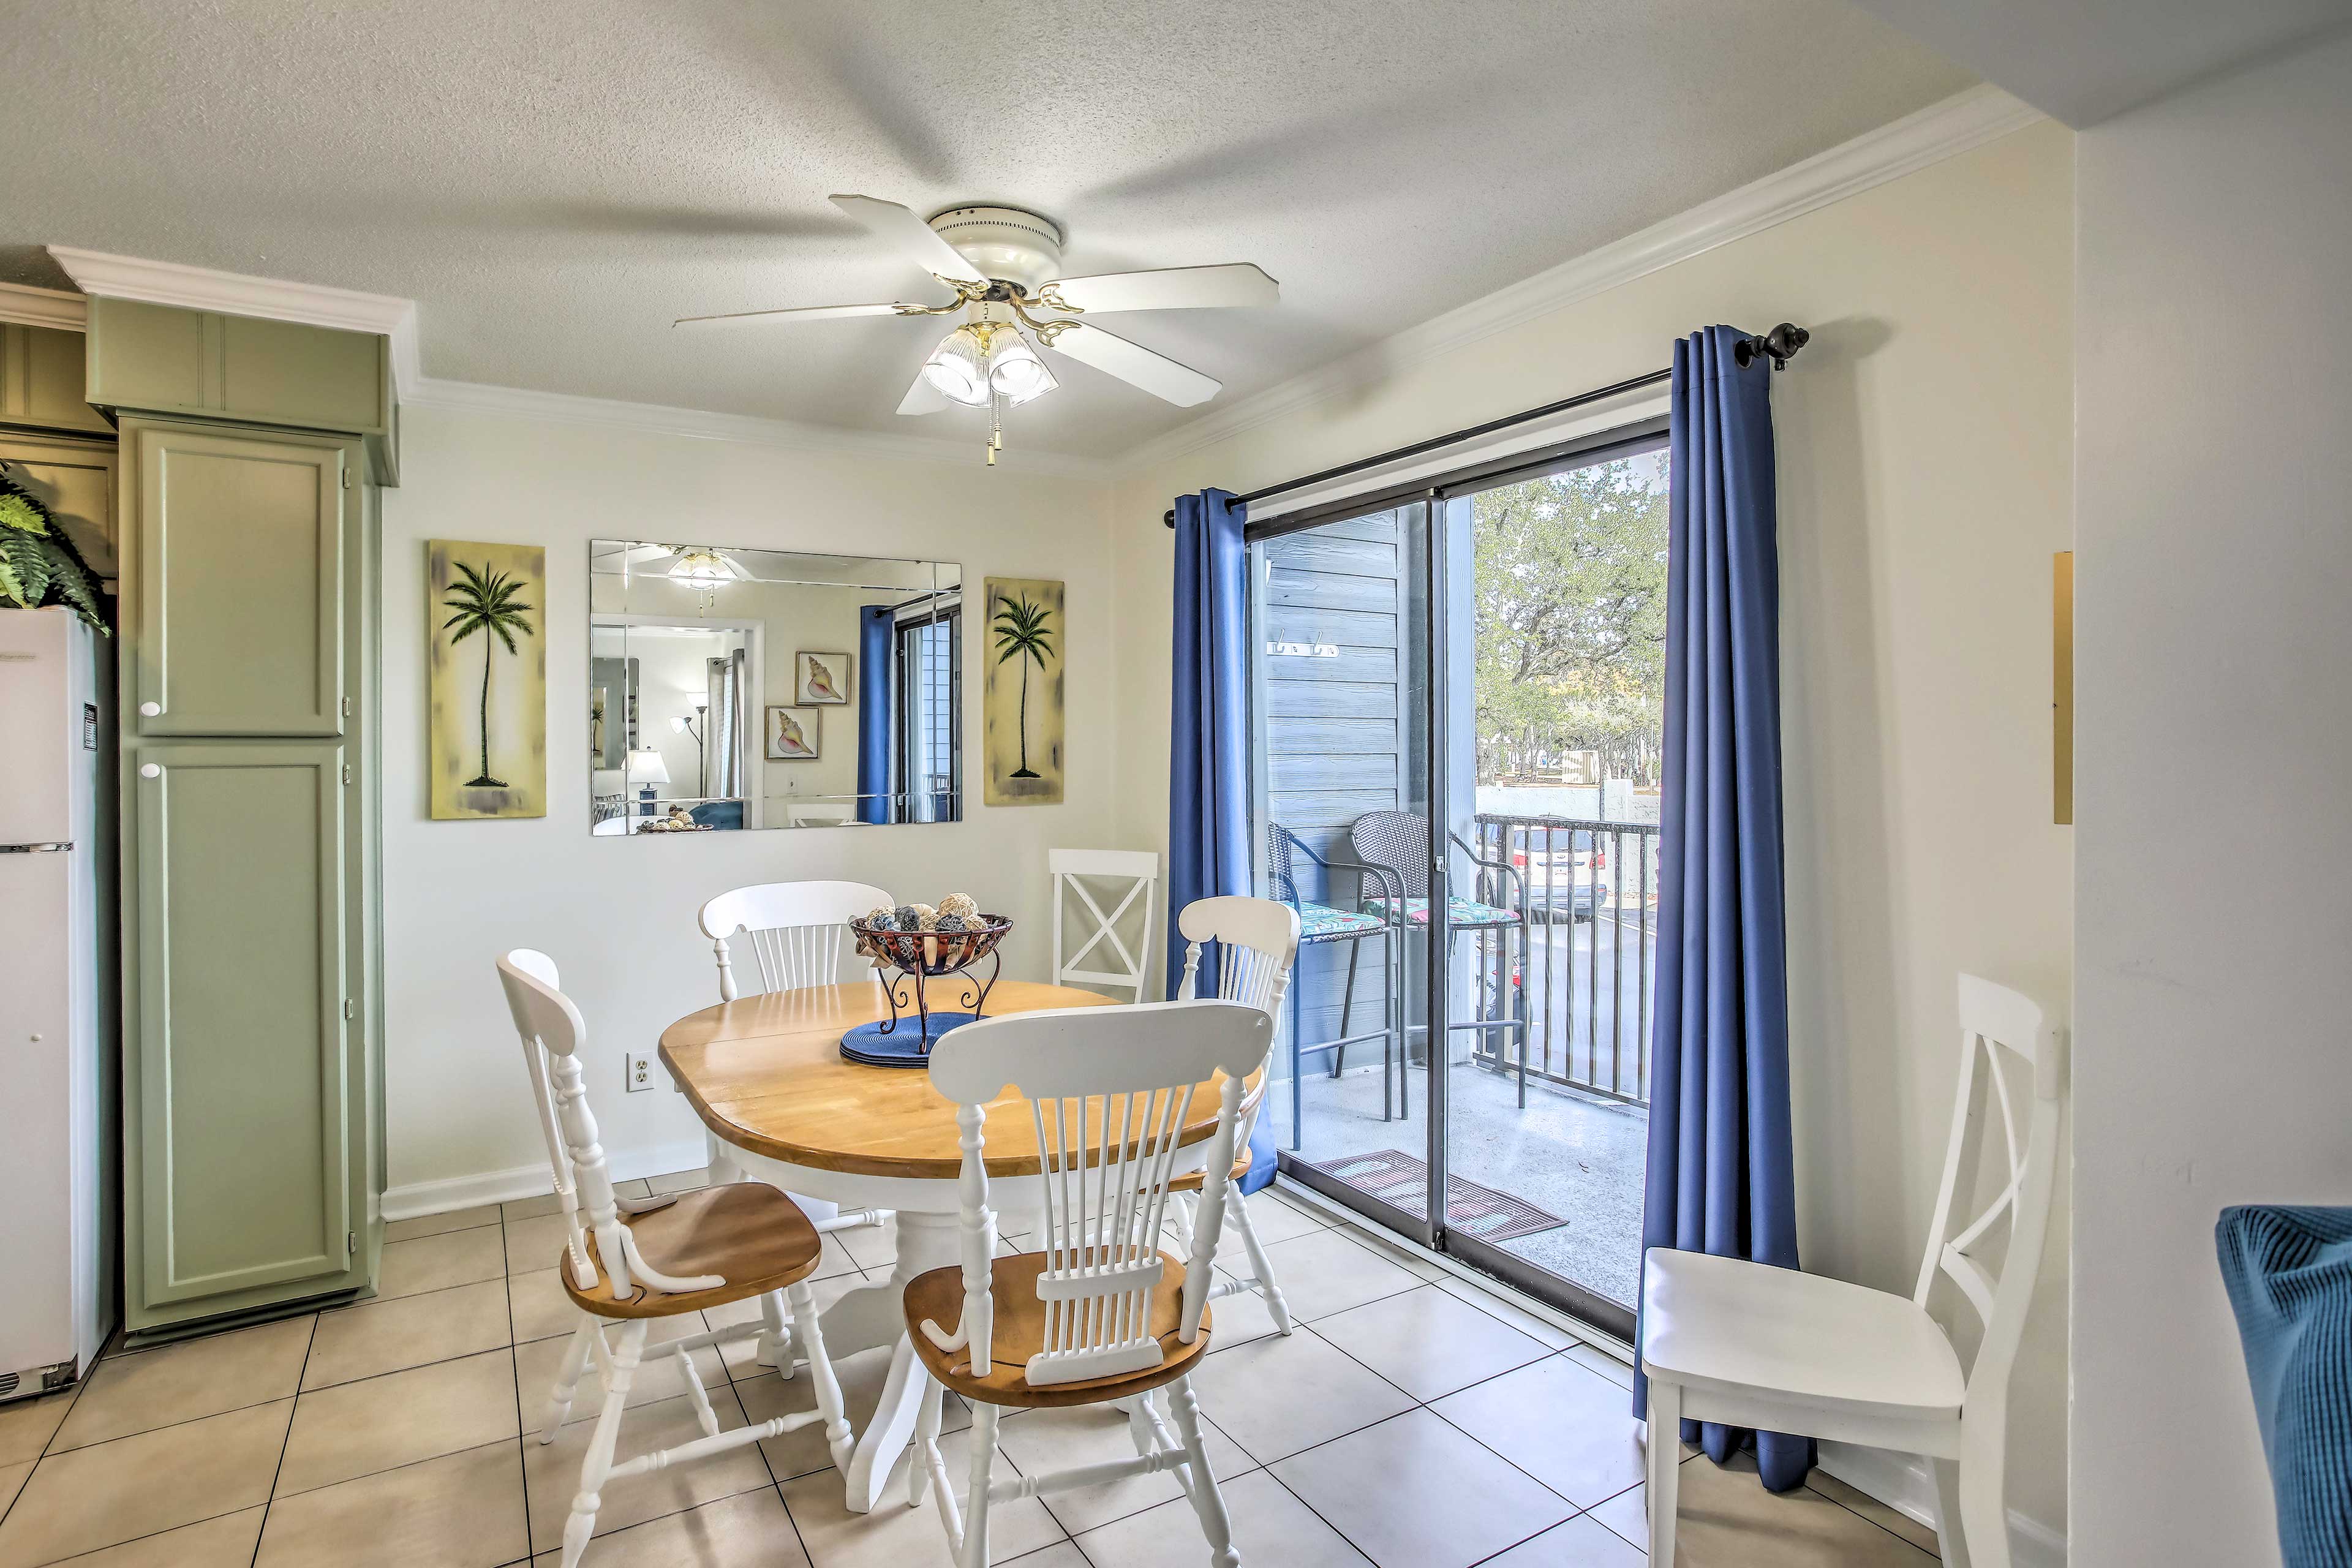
1472,456,1670,784
441,560,535,788
992,592,1055,778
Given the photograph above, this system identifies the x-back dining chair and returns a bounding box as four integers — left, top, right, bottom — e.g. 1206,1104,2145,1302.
1172,894,1302,1334
497,950,853,1568
906,998,1273,1568
1050,847,1160,1002
1640,974,2067,1568
696,878,897,1362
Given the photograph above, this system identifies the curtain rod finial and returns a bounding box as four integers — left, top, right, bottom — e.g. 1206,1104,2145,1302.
1736,323,1809,371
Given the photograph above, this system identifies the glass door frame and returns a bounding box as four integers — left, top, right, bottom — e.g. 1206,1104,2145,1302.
1255,417,1668,1336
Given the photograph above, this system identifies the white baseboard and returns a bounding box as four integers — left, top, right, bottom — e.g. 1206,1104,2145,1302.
381,1138,712,1221
1817,1442,2068,1567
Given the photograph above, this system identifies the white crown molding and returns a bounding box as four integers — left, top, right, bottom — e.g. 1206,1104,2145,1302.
45,245,421,395
0,281,88,331
406,374,1116,480
1115,84,2043,477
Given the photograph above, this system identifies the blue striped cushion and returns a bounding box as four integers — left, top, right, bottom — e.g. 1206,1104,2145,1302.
2219,1205,2352,1566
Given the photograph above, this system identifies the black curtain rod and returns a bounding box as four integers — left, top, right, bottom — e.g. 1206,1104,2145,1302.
1162,323,1809,527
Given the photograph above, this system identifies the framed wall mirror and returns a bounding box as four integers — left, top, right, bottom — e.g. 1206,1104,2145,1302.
588,541,962,834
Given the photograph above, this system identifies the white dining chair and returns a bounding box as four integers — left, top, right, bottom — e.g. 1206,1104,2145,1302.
1170,894,1302,1335
1640,974,2066,1568
698,878,895,1001
497,950,853,1568
905,997,1272,1568
1050,847,1160,1002
696,878,897,1357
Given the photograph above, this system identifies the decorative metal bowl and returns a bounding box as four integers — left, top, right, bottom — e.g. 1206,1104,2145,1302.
847,915,1014,976
839,916,1016,1066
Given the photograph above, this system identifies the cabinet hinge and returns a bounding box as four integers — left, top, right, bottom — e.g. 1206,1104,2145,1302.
341,695,352,717
341,468,350,490
344,997,355,1021
346,1231,355,1259
341,763,353,786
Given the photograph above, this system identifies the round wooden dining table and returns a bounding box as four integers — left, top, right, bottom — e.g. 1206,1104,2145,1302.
658,979,1261,1513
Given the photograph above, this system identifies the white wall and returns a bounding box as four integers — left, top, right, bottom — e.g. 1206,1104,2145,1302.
1110,121,2077,1538
2072,32,2352,1566
380,404,1113,1200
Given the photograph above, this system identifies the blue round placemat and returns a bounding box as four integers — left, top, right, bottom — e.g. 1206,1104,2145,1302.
839,1013,981,1067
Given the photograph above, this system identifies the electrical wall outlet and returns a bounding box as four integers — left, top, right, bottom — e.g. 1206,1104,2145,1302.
625,1051,656,1093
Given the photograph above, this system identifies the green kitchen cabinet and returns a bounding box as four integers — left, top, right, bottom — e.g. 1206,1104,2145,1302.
0,323,111,435
122,420,347,738
116,409,382,1335
83,298,398,484
124,742,360,1314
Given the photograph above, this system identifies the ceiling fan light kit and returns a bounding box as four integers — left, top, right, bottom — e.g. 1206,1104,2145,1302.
675,195,1278,462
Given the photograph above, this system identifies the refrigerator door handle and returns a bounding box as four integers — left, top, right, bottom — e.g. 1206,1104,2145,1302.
0,842,74,853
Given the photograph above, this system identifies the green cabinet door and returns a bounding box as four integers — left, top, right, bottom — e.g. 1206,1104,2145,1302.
127,421,347,736
131,741,350,1306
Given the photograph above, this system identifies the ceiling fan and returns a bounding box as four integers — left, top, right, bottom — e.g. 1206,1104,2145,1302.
674,195,1278,461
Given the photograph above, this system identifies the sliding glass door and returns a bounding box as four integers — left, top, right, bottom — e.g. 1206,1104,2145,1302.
1250,422,1667,1336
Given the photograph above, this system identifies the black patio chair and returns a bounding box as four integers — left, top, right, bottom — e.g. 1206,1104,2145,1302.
1348,809,1532,1112
1265,823,1407,1147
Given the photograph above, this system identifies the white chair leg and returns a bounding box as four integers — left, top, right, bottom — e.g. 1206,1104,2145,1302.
1225,1185,1293,1334
540,1318,598,1443
1958,1425,2011,1568
562,1319,644,1568
759,1287,793,1376
1932,1457,1977,1568
787,1279,854,1472
911,1379,941,1509
1646,1379,1681,1568
1167,1193,1196,1254
1167,1375,1239,1568
961,1403,999,1568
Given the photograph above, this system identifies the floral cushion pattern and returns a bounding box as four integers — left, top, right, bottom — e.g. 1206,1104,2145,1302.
1361,894,1521,929
1294,902,1386,941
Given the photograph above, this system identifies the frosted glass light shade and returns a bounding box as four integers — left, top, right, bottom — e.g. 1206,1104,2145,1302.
921,325,993,407
988,334,1057,405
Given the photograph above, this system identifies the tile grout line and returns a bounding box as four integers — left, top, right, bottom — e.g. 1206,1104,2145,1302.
497,1246,532,1568
247,1312,322,1566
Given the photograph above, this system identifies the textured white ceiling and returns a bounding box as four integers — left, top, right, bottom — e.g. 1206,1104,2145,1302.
1847,0,2352,125
0,1,1970,458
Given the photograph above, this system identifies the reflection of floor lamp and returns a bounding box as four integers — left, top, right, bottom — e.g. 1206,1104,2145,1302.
671,705,707,797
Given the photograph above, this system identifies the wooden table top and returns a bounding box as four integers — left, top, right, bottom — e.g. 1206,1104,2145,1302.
659,980,1264,1180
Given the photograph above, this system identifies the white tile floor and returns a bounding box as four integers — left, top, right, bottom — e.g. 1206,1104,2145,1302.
0,1175,1942,1567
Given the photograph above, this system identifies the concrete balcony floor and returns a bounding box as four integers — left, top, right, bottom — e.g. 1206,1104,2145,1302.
1272,1046,1650,1311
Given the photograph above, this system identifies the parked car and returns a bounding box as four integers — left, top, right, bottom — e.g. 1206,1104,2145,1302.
1513,831,1615,923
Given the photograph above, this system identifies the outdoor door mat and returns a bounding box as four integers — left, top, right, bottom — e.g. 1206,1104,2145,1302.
1300,1148,1567,1242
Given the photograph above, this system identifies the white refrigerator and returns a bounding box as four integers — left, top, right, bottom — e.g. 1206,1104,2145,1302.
0,606,117,1400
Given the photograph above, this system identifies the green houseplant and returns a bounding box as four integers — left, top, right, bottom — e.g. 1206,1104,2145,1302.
0,467,107,632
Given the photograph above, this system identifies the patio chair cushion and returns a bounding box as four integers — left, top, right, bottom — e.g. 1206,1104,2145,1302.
1362,893,1520,930
1294,902,1385,941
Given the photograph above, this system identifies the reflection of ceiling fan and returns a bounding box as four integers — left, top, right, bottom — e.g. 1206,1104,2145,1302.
674,195,1278,461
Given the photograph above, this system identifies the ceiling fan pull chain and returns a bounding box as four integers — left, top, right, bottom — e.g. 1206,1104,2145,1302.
988,392,1002,466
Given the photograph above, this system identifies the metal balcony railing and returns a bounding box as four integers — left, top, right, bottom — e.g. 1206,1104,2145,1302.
1465,813,1660,1107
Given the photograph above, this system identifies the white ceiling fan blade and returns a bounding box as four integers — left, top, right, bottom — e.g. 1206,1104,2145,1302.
829,194,988,284
673,301,927,330
1044,323,1221,407
897,365,951,415
1042,263,1278,314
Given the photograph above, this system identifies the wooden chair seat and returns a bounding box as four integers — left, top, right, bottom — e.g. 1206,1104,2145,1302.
904,1251,1211,1409
562,1182,822,1319
1166,1147,1254,1195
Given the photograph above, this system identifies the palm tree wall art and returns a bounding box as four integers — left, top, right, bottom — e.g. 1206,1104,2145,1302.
982,577,1065,805
428,540,548,820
